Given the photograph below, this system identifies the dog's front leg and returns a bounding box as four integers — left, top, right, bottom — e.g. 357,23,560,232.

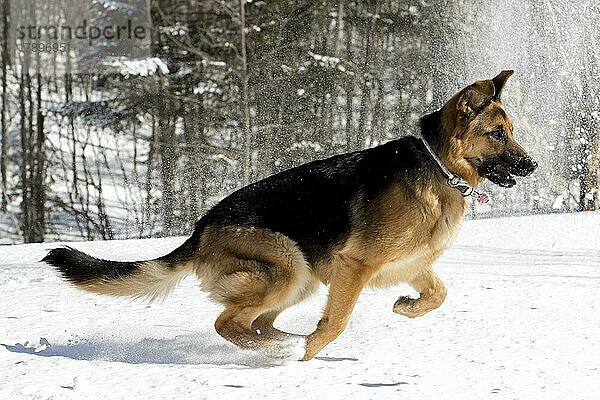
393,267,447,318
302,257,373,361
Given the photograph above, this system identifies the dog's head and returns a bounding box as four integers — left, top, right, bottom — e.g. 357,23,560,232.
441,70,537,188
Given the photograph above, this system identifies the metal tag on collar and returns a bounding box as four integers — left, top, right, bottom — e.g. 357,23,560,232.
448,177,489,203
474,190,490,204
447,176,473,196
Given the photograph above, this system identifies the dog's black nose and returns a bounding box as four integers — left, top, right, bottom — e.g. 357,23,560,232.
516,156,537,176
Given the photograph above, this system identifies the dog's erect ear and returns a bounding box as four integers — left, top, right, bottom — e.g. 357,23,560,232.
492,70,514,100
456,80,495,115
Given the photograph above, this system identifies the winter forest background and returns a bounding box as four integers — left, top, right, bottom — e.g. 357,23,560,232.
0,0,598,244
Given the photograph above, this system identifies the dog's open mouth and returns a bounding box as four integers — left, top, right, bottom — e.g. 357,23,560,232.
480,163,516,188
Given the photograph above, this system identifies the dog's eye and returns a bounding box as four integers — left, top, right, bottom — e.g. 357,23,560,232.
488,128,506,141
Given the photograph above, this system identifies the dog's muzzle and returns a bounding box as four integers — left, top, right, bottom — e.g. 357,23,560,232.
479,155,537,188
509,155,538,177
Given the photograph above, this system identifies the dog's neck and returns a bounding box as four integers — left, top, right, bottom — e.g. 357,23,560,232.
420,109,479,188
420,110,444,153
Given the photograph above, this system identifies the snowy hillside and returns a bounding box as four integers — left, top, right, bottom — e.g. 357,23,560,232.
1,212,599,399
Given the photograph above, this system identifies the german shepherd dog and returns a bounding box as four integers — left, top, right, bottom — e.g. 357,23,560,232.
44,71,537,360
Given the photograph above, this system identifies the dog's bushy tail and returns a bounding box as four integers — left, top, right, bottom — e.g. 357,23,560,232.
42,233,199,301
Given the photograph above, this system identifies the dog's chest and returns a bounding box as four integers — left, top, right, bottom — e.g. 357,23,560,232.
383,184,464,245
366,202,464,287
367,247,431,287
428,198,465,251
363,184,466,268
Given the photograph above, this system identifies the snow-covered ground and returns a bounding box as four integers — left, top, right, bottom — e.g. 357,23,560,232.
1,212,599,399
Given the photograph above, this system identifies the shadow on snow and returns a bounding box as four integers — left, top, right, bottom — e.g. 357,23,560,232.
1,333,291,368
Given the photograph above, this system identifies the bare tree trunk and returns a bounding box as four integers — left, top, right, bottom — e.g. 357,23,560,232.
183,104,199,226
144,114,158,236
80,135,92,240
159,114,177,236
0,0,10,211
356,4,374,150
19,66,31,241
344,16,354,151
33,70,45,241
239,0,252,185
94,164,113,240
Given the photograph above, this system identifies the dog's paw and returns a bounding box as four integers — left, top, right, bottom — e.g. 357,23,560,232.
256,335,306,363
393,296,425,318
279,335,307,361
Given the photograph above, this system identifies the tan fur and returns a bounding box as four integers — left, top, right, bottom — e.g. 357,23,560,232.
195,225,319,308
189,226,319,350
76,260,194,302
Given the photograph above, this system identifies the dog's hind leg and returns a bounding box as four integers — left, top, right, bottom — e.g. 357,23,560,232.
215,304,281,349
393,266,447,318
251,310,292,339
213,268,307,354
200,226,317,352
